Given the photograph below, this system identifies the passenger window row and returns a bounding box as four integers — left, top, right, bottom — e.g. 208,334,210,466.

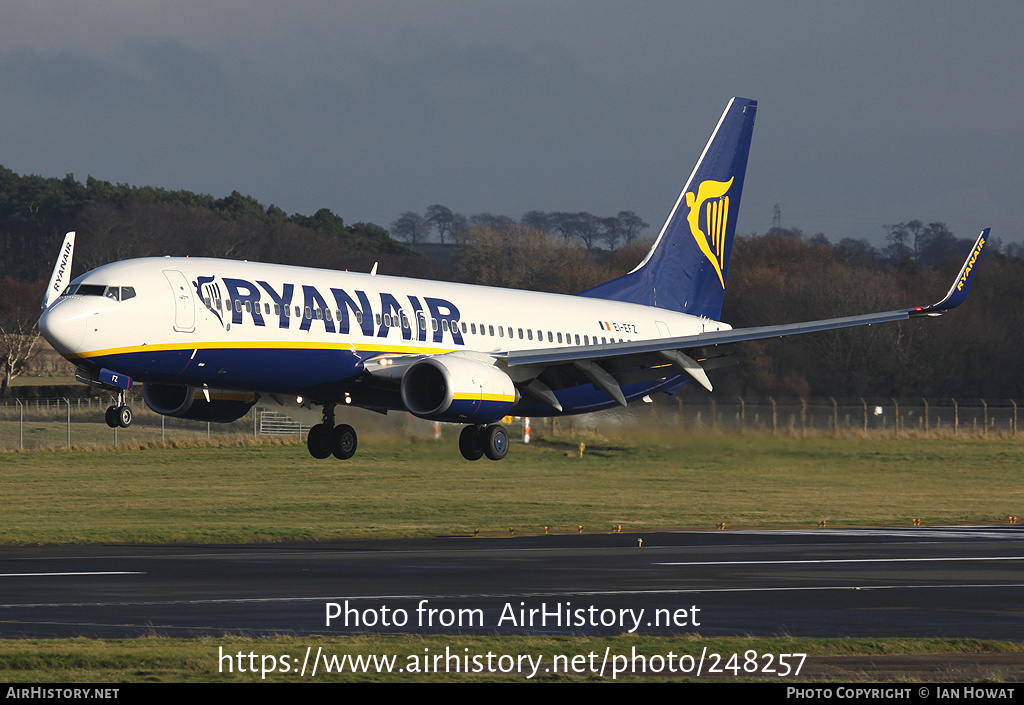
208,298,627,346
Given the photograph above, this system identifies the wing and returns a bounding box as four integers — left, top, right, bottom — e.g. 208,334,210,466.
502,228,989,406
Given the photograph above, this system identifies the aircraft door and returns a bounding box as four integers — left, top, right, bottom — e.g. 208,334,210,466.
163,269,196,333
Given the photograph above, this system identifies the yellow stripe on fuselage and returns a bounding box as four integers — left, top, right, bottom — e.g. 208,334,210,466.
66,340,456,360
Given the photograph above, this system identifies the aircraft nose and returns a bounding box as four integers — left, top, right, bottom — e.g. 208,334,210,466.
39,299,88,354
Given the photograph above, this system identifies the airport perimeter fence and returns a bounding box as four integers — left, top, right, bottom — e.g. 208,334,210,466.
574,397,1024,438
1,395,1021,451
0,393,459,451
0,394,254,451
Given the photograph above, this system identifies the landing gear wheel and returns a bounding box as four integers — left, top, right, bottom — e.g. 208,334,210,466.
332,424,357,460
106,405,132,428
483,424,509,461
459,425,485,461
306,423,332,459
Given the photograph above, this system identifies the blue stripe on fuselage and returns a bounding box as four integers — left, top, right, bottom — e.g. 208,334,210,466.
82,346,366,395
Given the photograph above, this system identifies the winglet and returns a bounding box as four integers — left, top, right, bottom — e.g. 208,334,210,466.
912,228,988,317
41,231,75,310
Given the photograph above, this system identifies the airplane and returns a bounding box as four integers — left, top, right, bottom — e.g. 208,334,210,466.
38,97,988,461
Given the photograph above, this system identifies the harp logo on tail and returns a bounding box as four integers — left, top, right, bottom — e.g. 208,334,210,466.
685,177,734,288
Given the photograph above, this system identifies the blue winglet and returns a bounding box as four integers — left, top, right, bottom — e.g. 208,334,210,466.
911,228,988,317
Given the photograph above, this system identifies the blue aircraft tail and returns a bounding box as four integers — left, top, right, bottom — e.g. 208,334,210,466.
579,97,757,319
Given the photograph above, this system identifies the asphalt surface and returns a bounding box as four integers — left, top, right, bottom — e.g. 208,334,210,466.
1,526,1023,639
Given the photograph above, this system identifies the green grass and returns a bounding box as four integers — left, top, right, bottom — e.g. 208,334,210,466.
8,375,78,387
0,434,1022,543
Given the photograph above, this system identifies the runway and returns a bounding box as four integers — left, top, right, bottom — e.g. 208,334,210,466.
1,526,1023,639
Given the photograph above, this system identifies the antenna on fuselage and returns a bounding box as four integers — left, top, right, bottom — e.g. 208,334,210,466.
42,231,76,310
370,262,378,276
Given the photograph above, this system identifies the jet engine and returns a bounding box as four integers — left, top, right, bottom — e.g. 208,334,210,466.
400,355,516,423
143,383,258,423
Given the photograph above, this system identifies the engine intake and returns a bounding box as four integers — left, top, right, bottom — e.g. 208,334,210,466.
143,383,258,423
401,356,516,423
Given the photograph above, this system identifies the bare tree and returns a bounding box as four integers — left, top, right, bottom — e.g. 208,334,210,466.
469,213,516,230
617,210,649,243
571,212,604,250
601,216,625,250
548,212,603,249
916,222,965,267
882,222,914,263
520,210,552,234
0,278,44,396
389,211,430,245
425,204,465,245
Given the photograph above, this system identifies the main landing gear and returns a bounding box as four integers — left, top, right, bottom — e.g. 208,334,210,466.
304,406,508,462
104,389,132,428
306,403,358,460
459,424,508,461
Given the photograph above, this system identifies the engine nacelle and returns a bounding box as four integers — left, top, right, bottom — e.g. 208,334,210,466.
400,355,516,423
143,383,258,423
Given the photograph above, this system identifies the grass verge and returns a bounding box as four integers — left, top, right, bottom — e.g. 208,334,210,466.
0,434,1022,543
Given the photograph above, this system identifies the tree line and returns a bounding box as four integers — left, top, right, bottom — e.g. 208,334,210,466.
0,165,422,282
391,205,649,251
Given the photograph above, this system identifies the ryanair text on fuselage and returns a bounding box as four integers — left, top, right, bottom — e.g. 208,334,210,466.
199,275,465,345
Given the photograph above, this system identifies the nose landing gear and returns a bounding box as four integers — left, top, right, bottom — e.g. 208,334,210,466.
104,389,132,428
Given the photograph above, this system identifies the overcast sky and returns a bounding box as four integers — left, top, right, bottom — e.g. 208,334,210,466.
1,1,1021,248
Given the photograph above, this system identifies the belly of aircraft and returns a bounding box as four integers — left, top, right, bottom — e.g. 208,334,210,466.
83,345,366,395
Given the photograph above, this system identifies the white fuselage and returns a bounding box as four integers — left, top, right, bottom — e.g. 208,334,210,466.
40,256,730,412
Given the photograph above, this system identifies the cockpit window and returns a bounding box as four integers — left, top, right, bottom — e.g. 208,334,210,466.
62,284,136,301
71,284,106,297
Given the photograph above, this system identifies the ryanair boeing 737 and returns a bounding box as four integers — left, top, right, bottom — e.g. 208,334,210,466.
38,98,988,461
